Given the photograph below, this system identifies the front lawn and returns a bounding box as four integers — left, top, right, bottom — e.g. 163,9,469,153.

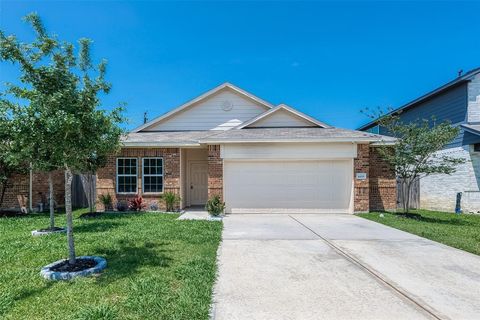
0,209,222,319
359,210,480,256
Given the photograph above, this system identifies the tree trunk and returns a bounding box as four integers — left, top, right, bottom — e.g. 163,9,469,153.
400,179,407,213
405,179,412,214
65,168,76,265
49,172,55,229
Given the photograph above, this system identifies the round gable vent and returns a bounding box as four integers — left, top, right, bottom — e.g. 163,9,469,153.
221,100,234,111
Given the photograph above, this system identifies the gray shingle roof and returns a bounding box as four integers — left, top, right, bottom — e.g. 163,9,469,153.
122,128,395,146
122,131,216,146
198,128,395,143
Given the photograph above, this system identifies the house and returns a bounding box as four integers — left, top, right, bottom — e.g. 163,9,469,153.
97,83,396,214
2,170,65,212
359,67,480,213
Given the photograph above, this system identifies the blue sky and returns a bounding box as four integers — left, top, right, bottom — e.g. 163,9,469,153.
1,1,479,130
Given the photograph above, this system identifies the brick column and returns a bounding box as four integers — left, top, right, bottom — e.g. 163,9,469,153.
207,145,223,200
369,146,397,211
354,144,370,212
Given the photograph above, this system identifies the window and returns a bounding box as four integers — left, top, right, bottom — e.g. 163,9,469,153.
474,143,480,152
142,158,163,193
116,158,138,193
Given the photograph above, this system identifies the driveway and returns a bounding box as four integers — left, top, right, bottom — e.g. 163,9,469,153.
212,214,480,320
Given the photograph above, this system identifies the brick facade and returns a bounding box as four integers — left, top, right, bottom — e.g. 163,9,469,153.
354,144,370,212
369,146,397,211
96,148,180,211
353,144,397,212
93,144,395,213
207,145,223,200
1,170,65,210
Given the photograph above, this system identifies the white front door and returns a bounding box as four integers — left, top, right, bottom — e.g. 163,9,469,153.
189,161,208,205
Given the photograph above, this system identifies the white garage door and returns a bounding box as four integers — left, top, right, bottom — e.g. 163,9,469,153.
224,160,353,214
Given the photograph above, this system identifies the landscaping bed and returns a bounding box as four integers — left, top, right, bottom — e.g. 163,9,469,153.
359,210,480,256
0,210,26,218
0,208,222,319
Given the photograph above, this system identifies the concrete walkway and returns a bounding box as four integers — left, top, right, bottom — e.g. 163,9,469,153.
212,214,480,320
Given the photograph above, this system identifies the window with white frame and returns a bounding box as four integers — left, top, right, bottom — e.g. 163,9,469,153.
142,158,163,193
116,158,138,193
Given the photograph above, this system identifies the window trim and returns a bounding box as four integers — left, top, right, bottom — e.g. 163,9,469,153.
142,157,164,194
116,157,138,194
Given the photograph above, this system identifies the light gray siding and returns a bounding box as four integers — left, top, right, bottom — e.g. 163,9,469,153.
142,89,269,131
467,73,480,123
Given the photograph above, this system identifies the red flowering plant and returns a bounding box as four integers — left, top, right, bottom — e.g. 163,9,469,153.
128,195,146,212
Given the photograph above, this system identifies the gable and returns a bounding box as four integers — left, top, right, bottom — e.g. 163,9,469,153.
140,87,271,132
239,104,329,129
247,108,318,128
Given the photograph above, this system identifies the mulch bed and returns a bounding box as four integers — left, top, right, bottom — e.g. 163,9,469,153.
0,210,26,218
50,258,97,272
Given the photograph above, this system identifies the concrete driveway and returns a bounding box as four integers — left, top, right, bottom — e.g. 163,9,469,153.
212,214,480,320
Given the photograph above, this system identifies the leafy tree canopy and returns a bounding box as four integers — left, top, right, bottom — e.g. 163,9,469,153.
364,109,465,213
0,13,125,263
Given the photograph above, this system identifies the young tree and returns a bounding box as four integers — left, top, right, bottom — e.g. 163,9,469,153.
366,110,465,214
1,14,124,264
1,14,70,229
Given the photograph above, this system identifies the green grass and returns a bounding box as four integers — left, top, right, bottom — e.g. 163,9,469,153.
359,210,480,256
0,209,222,320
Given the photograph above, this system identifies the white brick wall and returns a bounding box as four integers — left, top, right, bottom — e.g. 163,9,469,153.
467,73,480,123
420,146,480,213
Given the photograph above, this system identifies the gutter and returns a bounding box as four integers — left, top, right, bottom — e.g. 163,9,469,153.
461,124,480,136
198,137,396,144
121,142,201,147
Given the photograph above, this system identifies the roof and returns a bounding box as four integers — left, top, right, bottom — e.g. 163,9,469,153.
122,128,395,146
358,67,480,131
122,131,217,147
461,124,480,136
236,104,331,129
132,82,274,133
198,128,396,144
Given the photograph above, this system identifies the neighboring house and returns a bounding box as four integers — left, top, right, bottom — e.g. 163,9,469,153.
2,170,65,211
359,67,480,213
97,83,396,213
3,171,91,211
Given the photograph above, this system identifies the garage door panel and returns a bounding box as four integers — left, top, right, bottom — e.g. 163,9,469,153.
224,160,353,213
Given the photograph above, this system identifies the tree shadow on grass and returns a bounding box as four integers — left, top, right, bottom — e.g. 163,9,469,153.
73,221,126,233
94,239,173,284
390,212,468,226
1,281,55,316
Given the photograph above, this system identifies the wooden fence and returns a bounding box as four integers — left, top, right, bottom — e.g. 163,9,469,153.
396,178,420,209
72,174,90,208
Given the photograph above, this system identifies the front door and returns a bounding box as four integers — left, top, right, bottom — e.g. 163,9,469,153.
189,161,208,205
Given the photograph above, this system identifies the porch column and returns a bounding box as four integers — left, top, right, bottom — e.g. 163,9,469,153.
207,145,223,201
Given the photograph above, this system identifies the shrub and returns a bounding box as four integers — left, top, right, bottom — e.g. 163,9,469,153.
116,200,128,212
128,195,146,212
98,193,113,211
205,195,225,216
160,192,181,212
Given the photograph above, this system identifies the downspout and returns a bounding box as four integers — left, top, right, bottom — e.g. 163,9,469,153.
29,164,33,212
